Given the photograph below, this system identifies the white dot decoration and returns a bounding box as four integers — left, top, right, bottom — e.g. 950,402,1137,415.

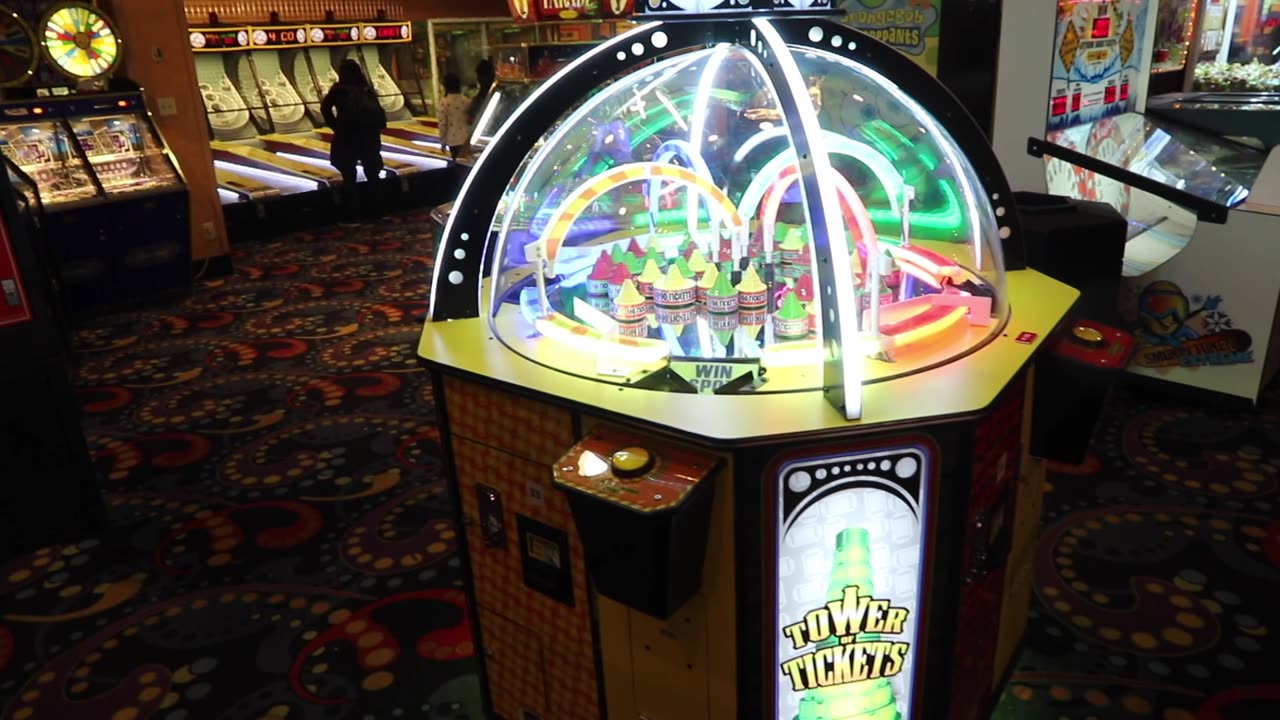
750,29,757,45
808,27,823,43
631,42,645,56
814,468,827,480
616,51,627,61
992,193,1000,200
788,471,812,493
848,41,857,50
831,36,843,48
999,226,1012,239
460,232,470,241
996,207,1006,217
828,309,836,323
895,456,919,478
651,31,668,49
453,248,466,260
448,271,464,285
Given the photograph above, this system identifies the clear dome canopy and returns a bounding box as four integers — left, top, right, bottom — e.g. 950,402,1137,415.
485,37,1007,393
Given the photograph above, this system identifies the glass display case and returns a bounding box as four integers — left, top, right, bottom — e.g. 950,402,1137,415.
0,119,100,206
484,40,1007,393
1042,112,1268,275
67,112,182,196
1151,0,1196,74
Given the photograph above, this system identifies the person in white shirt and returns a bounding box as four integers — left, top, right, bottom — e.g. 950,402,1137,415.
437,74,470,163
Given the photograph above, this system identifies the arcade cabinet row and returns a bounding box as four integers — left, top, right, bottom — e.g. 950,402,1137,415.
188,19,457,236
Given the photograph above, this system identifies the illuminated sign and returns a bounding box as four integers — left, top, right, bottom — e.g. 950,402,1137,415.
510,0,635,22
1090,16,1112,39
307,24,362,45
359,22,412,43
189,27,249,52
249,26,308,48
639,0,831,14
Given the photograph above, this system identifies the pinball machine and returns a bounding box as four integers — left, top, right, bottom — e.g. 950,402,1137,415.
0,3,191,316
417,2,1080,719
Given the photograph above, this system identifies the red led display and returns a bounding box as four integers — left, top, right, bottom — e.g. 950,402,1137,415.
1104,85,1117,104
189,28,247,51
251,26,307,48
1091,16,1111,39
1120,83,1130,101
1071,93,1082,112
1050,95,1068,117
308,25,361,45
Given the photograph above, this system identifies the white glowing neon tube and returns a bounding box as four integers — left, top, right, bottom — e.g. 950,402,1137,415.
214,160,320,193
431,20,660,320
687,44,730,240
469,90,502,147
808,47,988,272
479,42,701,319
755,18,864,420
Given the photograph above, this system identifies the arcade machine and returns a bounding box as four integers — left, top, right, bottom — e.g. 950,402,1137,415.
189,18,451,229
994,0,1280,405
0,142,103,561
0,2,190,316
298,21,454,160
470,41,598,149
1145,0,1280,149
417,3,1080,720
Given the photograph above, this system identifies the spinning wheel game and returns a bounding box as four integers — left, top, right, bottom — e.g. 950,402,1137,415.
40,2,120,80
0,7,37,87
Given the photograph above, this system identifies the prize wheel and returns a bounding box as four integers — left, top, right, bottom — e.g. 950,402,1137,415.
0,7,37,87
40,2,120,80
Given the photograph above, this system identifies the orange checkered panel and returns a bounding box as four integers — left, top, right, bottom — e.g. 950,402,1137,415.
454,435,599,720
443,377,577,466
477,608,549,719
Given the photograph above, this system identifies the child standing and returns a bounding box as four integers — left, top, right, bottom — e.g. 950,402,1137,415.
437,74,470,163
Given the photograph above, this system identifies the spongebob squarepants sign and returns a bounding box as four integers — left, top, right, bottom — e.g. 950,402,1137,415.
1133,281,1254,368
844,0,941,75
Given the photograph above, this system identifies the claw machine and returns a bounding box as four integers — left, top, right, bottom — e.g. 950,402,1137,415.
418,3,1080,719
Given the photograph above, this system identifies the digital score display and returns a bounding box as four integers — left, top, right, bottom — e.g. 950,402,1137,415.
250,26,308,48
308,24,361,45
189,28,249,52
1090,16,1112,39
1050,95,1069,117
359,23,412,43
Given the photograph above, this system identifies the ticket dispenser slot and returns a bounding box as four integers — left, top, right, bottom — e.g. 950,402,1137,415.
553,429,718,620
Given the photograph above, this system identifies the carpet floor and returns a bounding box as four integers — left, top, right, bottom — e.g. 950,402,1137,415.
1,212,1277,720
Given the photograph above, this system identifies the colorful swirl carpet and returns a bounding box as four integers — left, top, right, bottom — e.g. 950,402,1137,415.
0,213,483,720
0,211,1277,719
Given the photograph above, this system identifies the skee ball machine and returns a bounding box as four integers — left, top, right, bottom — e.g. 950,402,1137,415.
417,2,1079,719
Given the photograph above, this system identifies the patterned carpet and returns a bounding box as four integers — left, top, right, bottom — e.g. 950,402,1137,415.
0,211,1277,720
0,213,483,720
992,382,1280,720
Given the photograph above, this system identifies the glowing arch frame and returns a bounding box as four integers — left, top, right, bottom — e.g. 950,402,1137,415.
541,161,746,270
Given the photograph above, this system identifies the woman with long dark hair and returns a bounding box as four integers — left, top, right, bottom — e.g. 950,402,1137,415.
321,59,387,225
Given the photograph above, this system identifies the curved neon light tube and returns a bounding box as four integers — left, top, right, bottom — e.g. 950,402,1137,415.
429,20,658,320
648,138,716,237
539,161,746,275
482,45,704,317
755,18,863,419
737,133,904,230
808,47,988,271
687,45,731,239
